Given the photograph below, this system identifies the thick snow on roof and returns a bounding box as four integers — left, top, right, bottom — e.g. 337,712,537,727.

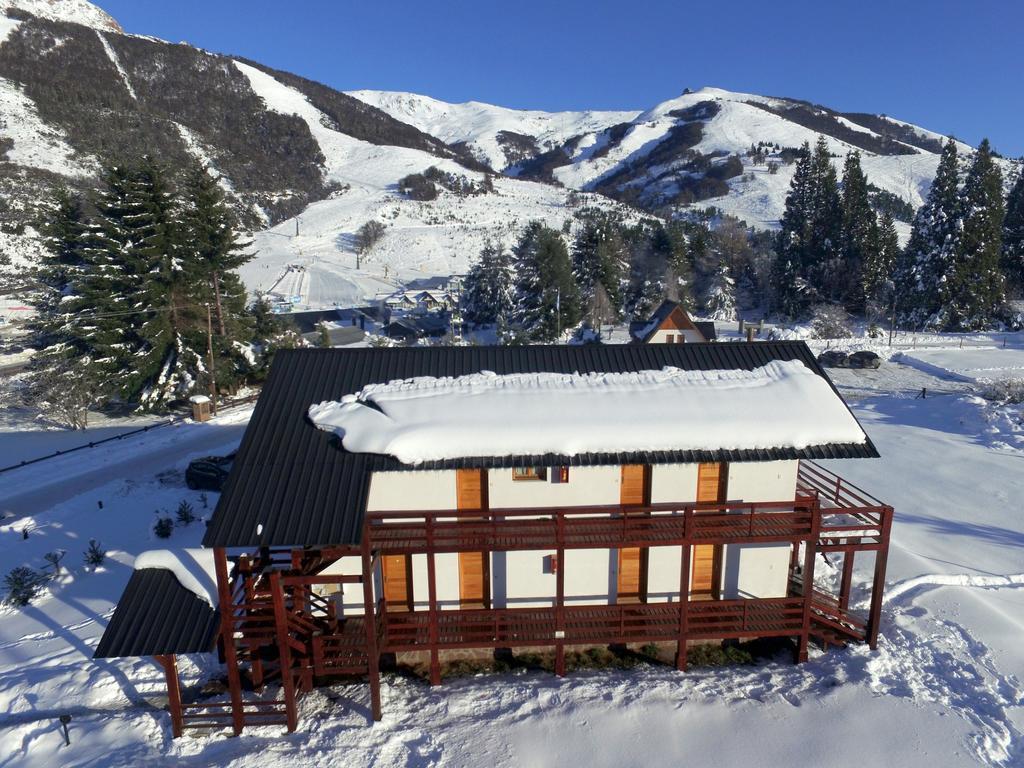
133,548,217,606
307,360,866,465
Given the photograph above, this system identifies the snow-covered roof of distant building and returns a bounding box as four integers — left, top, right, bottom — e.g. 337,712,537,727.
630,300,716,343
308,362,865,465
204,343,876,549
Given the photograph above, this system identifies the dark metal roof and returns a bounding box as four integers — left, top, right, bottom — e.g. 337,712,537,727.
693,321,717,341
203,342,877,550
94,569,219,658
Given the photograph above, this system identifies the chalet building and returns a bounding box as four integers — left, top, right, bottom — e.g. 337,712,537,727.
630,300,717,343
95,343,892,737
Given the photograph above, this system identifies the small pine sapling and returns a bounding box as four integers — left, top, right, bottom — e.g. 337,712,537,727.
154,517,174,539
4,566,45,606
43,549,66,577
84,539,107,569
176,500,197,526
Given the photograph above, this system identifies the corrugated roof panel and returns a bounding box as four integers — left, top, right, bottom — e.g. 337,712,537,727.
94,569,220,658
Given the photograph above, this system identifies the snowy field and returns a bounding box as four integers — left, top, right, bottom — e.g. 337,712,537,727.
898,347,1024,383
1,350,1023,767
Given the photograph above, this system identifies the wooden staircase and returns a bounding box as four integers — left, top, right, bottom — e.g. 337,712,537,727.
178,551,372,735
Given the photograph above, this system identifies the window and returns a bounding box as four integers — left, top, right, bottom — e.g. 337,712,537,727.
558,466,570,483
512,467,546,482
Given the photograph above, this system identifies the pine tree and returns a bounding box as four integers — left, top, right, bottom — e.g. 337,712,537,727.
896,139,962,327
863,211,899,312
512,221,580,341
19,186,101,427
807,137,843,300
462,239,514,326
940,139,1005,330
179,163,256,391
651,221,693,308
702,261,736,321
839,151,876,309
777,142,815,280
1002,168,1024,297
180,163,252,337
572,214,627,314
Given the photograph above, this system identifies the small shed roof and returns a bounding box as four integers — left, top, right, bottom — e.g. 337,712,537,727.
94,569,220,658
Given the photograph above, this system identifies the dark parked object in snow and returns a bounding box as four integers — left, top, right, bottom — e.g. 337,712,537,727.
185,453,235,491
817,350,849,368
848,351,882,369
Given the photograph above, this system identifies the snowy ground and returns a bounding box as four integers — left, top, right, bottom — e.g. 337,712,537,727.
1,347,1023,767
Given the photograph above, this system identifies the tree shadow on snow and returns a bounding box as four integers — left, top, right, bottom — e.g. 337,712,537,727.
895,510,1024,550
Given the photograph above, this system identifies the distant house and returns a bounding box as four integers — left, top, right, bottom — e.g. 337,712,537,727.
96,343,892,738
630,300,716,344
385,313,450,341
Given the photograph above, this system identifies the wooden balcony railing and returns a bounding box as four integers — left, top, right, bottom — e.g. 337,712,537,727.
379,598,807,651
365,499,819,554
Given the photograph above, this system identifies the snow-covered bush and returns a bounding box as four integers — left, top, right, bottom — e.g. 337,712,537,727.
154,517,174,539
810,304,852,339
702,261,736,321
4,567,46,607
83,539,106,569
978,378,1024,404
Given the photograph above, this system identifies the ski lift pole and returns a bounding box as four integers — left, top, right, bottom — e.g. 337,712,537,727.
206,303,218,416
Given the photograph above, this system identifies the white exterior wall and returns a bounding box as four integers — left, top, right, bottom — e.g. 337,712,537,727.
717,460,799,598
330,461,801,611
725,461,798,503
649,328,704,344
488,465,620,509
650,463,698,504
366,470,457,511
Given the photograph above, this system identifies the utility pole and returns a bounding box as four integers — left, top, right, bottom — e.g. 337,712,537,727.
556,288,561,340
206,303,218,415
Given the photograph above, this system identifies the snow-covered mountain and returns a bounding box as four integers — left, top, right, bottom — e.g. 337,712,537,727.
347,89,639,173
2,0,119,31
349,86,989,233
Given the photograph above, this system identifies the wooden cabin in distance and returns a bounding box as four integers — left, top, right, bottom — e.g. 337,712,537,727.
95,343,892,738
630,300,717,344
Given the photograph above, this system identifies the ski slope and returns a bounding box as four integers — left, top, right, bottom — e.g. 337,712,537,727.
235,61,642,308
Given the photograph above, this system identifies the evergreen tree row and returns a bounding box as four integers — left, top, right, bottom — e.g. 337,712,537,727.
461,211,742,342
773,138,900,318
897,139,1015,330
22,157,287,424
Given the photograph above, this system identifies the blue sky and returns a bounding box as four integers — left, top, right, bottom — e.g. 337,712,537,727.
97,0,1022,156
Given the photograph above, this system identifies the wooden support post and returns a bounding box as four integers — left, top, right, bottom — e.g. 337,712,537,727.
270,571,299,733
213,547,245,736
796,505,820,663
425,515,441,686
867,508,893,650
675,532,691,671
839,549,855,612
361,532,382,721
554,511,566,677
155,654,184,738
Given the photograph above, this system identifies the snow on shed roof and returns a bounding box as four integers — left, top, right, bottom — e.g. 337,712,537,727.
308,361,866,465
